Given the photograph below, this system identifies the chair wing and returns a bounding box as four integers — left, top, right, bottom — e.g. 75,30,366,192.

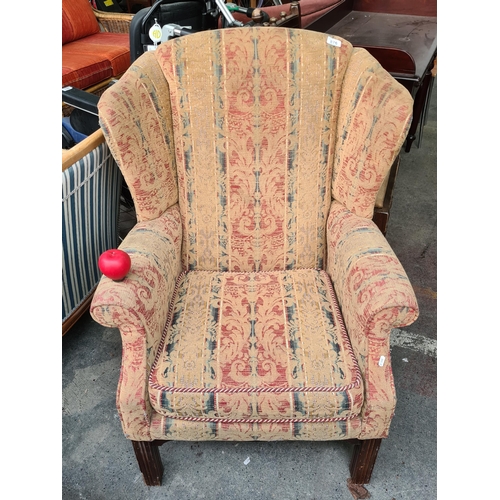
333,48,413,219
98,52,179,223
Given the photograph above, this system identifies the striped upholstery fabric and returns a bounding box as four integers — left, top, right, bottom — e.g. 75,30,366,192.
156,28,352,272
148,268,363,440
62,140,123,324
93,28,418,442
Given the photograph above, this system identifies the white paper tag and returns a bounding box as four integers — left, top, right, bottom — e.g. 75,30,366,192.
327,36,342,47
378,355,386,367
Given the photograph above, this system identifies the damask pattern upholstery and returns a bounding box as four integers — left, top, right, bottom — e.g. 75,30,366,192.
148,269,363,431
159,28,349,272
91,28,418,452
333,49,412,219
326,202,418,437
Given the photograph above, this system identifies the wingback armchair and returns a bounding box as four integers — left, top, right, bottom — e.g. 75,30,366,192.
90,27,419,488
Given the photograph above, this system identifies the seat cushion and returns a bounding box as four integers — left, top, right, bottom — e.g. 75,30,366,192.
62,51,114,90
62,33,130,89
149,268,363,425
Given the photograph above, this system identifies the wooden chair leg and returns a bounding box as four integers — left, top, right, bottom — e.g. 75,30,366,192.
132,440,164,486
349,438,382,485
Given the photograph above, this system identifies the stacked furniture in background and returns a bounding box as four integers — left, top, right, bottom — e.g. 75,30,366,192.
299,0,437,231
62,0,130,335
304,0,437,153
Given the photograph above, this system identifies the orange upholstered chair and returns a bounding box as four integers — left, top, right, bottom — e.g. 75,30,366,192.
90,27,418,488
62,0,132,91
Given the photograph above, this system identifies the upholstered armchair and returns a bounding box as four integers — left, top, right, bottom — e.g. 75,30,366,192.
90,27,419,488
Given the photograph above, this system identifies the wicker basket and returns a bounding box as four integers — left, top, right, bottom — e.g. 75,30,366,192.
92,8,134,33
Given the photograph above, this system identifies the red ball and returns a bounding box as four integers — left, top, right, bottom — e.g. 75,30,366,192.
98,249,131,281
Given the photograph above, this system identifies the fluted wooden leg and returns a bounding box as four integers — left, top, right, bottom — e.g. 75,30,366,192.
132,440,164,486
349,438,382,484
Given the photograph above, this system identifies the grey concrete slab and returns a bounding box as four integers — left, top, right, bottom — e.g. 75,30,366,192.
62,80,437,500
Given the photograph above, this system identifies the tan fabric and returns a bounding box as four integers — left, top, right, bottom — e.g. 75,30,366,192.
333,48,413,219
91,28,418,442
90,206,183,439
149,269,363,424
150,413,362,441
156,28,353,272
325,201,419,437
375,171,390,208
98,52,179,223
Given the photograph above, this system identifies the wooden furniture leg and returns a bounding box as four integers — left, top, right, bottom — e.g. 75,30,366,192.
132,437,382,486
372,156,400,235
349,438,382,484
404,56,435,152
132,441,164,486
62,288,96,336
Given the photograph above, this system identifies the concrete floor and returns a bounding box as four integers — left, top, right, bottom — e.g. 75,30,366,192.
62,81,437,500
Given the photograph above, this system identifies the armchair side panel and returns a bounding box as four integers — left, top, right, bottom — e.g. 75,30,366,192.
326,202,419,437
98,51,179,223
90,207,184,440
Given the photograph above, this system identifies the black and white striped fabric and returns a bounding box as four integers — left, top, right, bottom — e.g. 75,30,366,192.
62,141,123,323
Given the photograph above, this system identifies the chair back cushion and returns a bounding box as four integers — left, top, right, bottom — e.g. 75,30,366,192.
157,28,353,272
62,0,100,45
98,28,412,273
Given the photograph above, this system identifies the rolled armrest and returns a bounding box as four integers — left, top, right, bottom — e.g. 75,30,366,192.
326,201,418,438
90,204,183,439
